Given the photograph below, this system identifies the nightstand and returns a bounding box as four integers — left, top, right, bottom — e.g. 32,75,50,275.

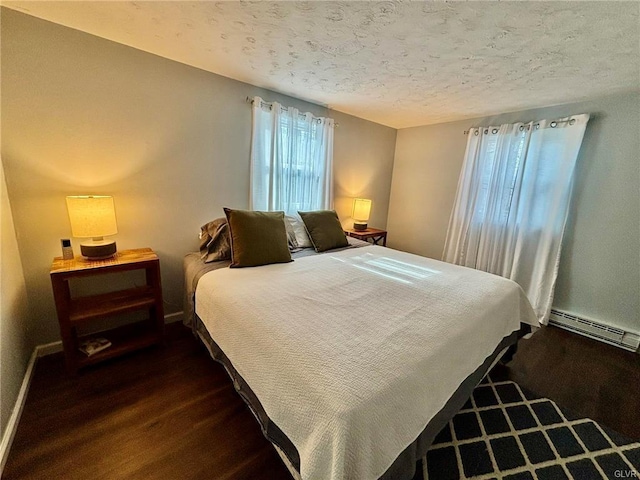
50,248,165,373
344,227,387,246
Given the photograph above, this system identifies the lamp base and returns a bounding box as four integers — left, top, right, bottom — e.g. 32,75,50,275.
80,240,117,260
353,222,368,231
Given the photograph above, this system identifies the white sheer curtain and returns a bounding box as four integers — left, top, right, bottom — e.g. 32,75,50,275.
443,114,589,324
250,96,334,214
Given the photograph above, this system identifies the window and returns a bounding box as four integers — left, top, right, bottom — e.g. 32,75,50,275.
444,115,590,323
250,97,334,214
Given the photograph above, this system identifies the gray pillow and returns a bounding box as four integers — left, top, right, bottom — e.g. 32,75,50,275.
285,214,313,248
283,215,299,249
224,208,293,268
199,217,231,263
298,210,349,252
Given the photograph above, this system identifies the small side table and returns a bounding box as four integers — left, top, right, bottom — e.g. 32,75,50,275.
50,248,165,373
344,227,387,246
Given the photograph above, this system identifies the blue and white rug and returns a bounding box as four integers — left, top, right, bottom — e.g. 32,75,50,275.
419,375,640,480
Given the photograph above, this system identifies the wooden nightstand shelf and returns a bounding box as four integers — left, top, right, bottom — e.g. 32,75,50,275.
50,248,165,373
344,227,388,246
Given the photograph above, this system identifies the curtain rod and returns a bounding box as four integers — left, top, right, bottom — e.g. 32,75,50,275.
245,96,339,127
463,117,577,135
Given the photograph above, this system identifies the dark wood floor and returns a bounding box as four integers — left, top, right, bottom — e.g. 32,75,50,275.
3,323,638,479
504,324,640,440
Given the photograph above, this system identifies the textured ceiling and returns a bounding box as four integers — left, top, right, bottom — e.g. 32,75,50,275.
4,1,639,128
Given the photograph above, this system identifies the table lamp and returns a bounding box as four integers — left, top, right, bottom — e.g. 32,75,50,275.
66,195,118,259
352,198,372,231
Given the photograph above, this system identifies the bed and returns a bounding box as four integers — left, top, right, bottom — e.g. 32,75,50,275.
184,238,538,480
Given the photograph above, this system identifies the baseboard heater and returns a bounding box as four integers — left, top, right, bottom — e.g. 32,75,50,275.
549,309,640,353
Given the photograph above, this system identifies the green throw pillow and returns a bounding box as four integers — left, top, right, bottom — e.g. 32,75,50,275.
223,208,292,268
298,210,349,252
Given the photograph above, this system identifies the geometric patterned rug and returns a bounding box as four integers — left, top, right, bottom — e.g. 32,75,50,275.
418,375,640,480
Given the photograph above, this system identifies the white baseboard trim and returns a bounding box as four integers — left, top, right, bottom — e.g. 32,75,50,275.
36,340,63,357
0,310,185,474
164,311,183,324
0,349,37,475
27,312,185,360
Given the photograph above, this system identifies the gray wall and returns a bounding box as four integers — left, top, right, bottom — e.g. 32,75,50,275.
0,9,397,346
387,92,640,334
1,154,32,444
332,109,397,230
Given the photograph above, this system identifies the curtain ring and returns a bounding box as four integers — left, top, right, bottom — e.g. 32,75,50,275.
492,128,498,134
535,123,540,129
569,118,576,125
519,125,524,132
484,129,489,135
550,121,557,128
474,130,479,136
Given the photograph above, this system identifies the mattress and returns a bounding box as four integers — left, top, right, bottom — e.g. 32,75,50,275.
194,245,538,480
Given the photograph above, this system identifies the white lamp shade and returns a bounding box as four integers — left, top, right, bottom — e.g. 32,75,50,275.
66,195,118,238
352,198,372,222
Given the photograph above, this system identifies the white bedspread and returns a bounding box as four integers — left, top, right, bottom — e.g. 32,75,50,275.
196,246,538,480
